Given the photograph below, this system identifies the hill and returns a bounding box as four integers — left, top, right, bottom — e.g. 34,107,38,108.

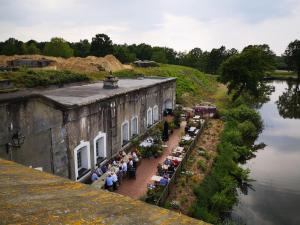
0,54,128,73
113,64,226,107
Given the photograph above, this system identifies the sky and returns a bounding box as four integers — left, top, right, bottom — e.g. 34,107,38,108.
0,0,300,55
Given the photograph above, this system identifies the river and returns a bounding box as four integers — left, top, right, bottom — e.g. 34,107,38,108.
232,80,300,225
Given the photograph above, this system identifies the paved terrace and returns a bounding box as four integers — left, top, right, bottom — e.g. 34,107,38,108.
0,158,208,225
0,77,175,108
116,121,186,199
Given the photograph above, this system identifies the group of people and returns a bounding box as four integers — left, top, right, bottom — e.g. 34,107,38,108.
91,150,140,192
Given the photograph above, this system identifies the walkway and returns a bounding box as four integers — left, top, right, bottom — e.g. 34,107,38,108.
115,121,186,199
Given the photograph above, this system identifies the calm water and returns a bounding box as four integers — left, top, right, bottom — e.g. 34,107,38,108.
232,81,300,225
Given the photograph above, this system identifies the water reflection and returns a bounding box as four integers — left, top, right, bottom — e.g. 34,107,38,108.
232,81,300,225
276,80,300,119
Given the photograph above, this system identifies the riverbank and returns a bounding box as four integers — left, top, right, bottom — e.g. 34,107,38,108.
264,70,299,81
165,119,224,214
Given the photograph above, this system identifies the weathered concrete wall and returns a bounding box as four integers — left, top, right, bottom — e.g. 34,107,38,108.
65,79,176,180
0,99,68,177
0,78,176,181
0,158,208,225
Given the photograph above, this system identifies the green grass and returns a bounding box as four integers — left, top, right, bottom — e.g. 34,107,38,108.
268,70,298,78
113,64,219,106
0,69,89,88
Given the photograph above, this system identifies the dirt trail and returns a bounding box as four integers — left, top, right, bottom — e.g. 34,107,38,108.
0,54,130,73
167,119,224,215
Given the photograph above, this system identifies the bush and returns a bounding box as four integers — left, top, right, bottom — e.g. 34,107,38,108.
197,160,207,172
191,104,263,223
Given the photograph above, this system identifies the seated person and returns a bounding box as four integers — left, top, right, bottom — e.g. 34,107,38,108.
167,164,175,175
117,166,123,184
159,175,169,186
128,159,134,168
91,171,99,182
172,159,180,167
95,166,103,177
100,164,108,173
157,163,164,176
121,160,127,175
112,172,118,190
112,159,118,166
105,173,114,191
164,158,172,166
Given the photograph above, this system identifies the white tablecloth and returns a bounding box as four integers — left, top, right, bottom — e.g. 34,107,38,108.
140,137,154,148
151,175,163,182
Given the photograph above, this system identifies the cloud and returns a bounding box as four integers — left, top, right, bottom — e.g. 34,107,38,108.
0,0,300,54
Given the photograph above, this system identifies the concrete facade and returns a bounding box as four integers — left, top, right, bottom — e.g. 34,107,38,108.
0,77,176,181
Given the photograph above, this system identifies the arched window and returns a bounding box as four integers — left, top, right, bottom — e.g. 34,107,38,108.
147,107,153,127
121,120,129,146
131,116,138,137
153,105,159,122
74,140,91,181
93,132,107,166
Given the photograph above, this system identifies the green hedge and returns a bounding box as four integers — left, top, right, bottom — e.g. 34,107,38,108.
190,104,263,223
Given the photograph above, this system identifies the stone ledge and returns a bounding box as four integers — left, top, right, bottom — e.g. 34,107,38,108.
0,158,208,225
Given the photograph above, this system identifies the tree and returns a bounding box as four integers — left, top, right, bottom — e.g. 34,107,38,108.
26,42,40,54
276,81,300,119
90,33,113,57
284,39,300,79
151,47,168,63
1,38,24,55
43,37,74,58
72,39,91,57
135,43,153,60
113,44,136,63
219,45,276,101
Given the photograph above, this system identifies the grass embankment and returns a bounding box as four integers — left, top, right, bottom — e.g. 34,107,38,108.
0,69,89,88
265,70,298,80
191,104,263,224
113,64,219,106
0,64,222,108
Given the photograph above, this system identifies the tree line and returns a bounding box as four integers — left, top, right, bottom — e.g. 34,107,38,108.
0,34,299,75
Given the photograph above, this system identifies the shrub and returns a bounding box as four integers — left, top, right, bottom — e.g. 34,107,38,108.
197,160,207,172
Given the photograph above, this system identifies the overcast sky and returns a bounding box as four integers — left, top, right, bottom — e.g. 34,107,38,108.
1,0,300,55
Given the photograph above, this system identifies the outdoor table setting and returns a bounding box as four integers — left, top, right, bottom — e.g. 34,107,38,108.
151,175,163,182
188,126,197,132
167,155,183,162
139,137,154,148
92,165,120,189
172,146,184,153
182,135,192,141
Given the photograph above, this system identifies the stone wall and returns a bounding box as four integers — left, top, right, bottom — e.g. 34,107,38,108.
0,98,68,177
0,78,176,181
65,79,176,181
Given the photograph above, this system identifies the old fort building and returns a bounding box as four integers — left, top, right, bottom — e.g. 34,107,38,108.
0,76,176,181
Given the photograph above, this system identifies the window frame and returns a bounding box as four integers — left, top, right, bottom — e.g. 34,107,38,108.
147,107,153,127
121,120,130,146
73,140,91,181
93,132,107,166
131,116,139,137
153,105,159,123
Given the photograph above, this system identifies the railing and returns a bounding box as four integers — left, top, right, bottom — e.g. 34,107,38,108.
155,120,207,206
